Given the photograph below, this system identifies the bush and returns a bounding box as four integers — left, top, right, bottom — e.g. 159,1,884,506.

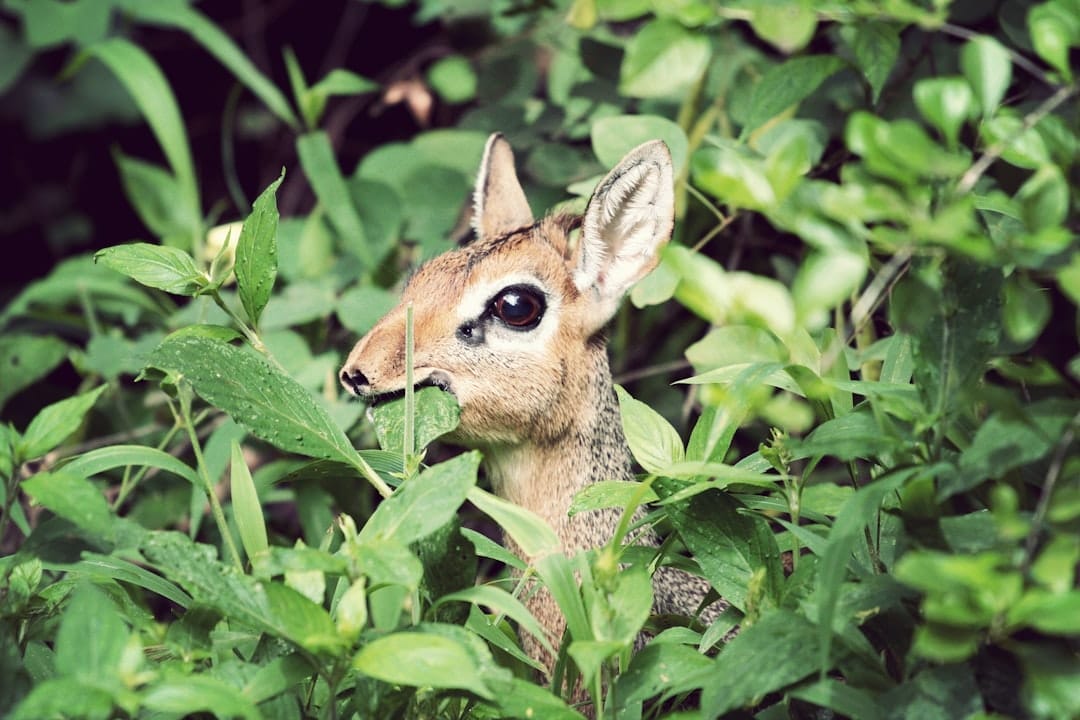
1,1,1077,718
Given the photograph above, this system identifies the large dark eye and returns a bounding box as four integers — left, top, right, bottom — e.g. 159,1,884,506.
491,286,545,329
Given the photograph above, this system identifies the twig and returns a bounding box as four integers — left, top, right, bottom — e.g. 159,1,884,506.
955,83,1077,196
938,22,1054,88
1020,414,1078,575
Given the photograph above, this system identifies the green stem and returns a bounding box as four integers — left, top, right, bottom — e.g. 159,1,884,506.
177,393,244,571
0,474,19,548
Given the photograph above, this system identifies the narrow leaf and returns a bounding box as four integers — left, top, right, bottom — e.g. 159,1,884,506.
353,632,495,699
230,440,268,562
296,131,371,266
62,444,201,489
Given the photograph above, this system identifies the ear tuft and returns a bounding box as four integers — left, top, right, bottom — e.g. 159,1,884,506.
575,140,674,327
472,133,534,242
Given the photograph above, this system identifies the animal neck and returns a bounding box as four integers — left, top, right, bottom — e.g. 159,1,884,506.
482,350,633,556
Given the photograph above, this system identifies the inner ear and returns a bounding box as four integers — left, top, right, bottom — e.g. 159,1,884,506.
575,141,674,305
472,133,534,242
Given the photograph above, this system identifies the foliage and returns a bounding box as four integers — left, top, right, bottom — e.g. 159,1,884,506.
1,0,1078,718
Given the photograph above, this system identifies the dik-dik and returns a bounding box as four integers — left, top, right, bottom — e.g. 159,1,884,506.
340,134,717,676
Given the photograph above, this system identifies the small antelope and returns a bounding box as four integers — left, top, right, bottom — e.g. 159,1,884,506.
340,134,717,676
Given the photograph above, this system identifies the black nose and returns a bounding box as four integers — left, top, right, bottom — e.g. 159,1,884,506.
340,368,370,395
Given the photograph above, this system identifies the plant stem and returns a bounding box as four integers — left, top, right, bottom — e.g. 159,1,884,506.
176,393,244,571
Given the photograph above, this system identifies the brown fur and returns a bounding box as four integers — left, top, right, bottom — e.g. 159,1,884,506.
340,135,719,694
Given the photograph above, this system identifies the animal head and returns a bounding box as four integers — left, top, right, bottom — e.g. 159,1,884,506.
340,133,674,448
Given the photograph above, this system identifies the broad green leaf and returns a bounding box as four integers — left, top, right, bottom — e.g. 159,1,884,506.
95,243,206,295
427,56,476,103
790,679,883,720
142,675,260,720
0,334,68,412
846,20,900,103
19,385,106,460
82,39,198,228
54,582,129,681
1028,2,1078,79
1016,164,1069,231
1003,273,1052,344
336,284,398,336
619,19,710,98
296,131,372,266
488,677,585,720
914,76,974,147
878,664,982,719
615,385,684,475
230,440,268,562
10,679,113,720
792,250,868,325
612,643,712,710
22,470,117,540
369,386,461,456
699,610,828,715
692,142,776,210
359,451,478,545
241,653,316,704
62,444,201,489
961,35,1013,114
591,114,689,173
787,409,899,461
743,55,846,137
1008,589,1080,634
981,115,1051,169
124,1,298,128
142,531,346,656
353,631,495,699
748,2,817,53
147,334,361,465
235,172,284,326
661,485,781,610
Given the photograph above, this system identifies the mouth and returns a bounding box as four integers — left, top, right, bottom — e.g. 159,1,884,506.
365,372,454,407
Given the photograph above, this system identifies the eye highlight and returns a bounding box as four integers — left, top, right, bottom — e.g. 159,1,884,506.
491,285,545,330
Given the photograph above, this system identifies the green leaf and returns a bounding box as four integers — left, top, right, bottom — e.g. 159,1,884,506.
125,1,298,128
748,2,818,53
22,471,117,540
468,487,561,559
95,243,206,295
961,35,1013,115
427,55,476,103
235,172,284,326
619,19,710,98
437,585,553,655
19,385,106,460
10,679,114,720
661,486,781,610
1016,164,1069,232
1003,273,1052,344
142,675,260,720
847,20,900,103
488,677,585,720
591,114,689,173
614,385,684,475
692,142,776,210
296,131,372,266
568,480,659,516
792,250,868,325
789,678,883,720
82,39,198,227
112,150,198,242
336,284,398,336
54,582,129,681
612,643,712,710
913,76,974,147
699,610,827,716
359,451,478,545
981,114,1051,169
788,409,899,461
1028,1,1079,79
147,334,361,465
743,55,846,137
814,466,927,674
241,653,316,704
369,386,461,456
0,334,68,412
879,664,982,719
62,444,201,489
78,553,191,608
230,440,268,562
142,531,346,656
353,631,495,699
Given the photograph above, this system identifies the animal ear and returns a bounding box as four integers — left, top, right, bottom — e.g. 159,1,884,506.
472,133,534,242
575,140,674,328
